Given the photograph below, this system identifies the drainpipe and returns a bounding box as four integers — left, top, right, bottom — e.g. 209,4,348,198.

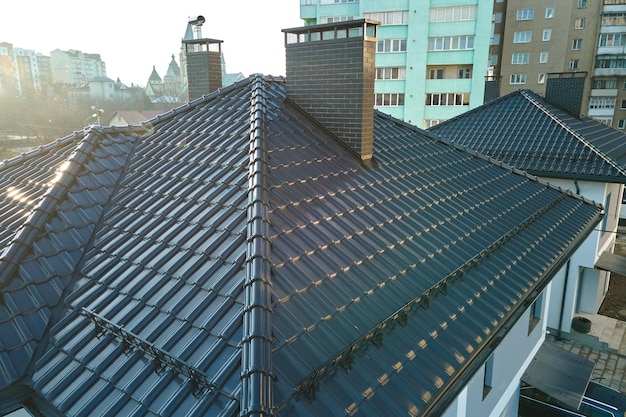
557,260,571,341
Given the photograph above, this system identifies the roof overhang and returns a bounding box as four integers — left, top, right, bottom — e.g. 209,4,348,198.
595,250,626,276
522,341,595,410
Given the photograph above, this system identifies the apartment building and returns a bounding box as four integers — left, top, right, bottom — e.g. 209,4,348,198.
49,49,106,86
300,0,494,128
496,1,597,115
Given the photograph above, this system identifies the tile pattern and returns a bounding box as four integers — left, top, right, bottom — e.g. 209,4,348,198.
430,90,626,182
0,76,604,417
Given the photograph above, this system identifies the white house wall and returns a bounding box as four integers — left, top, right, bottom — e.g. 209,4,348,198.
540,178,622,332
441,286,550,417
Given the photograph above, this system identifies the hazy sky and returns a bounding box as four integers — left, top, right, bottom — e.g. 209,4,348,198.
0,1,302,86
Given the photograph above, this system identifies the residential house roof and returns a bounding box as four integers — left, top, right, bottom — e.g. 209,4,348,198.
430,89,626,183
107,110,164,126
0,76,602,417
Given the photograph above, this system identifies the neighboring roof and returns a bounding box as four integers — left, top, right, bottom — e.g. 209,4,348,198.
0,76,601,417
430,89,626,182
165,54,181,79
107,110,164,126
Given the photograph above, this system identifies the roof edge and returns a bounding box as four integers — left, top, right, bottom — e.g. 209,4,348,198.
0,127,103,288
240,75,275,417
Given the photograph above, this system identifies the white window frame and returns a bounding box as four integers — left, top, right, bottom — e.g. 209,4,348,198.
376,67,406,80
429,6,478,22
572,39,582,50
618,119,626,130
545,7,555,18
425,92,470,106
538,73,546,84
514,31,532,43
365,11,409,25
569,59,580,70
575,18,585,29
543,29,552,41
540,51,549,63
589,97,616,109
377,39,407,53
516,8,534,20
510,73,527,84
375,93,405,106
428,35,475,51
512,53,530,64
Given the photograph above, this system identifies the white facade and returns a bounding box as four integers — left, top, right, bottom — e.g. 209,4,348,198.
442,286,550,417
542,178,623,334
300,0,494,129
50,49,106,86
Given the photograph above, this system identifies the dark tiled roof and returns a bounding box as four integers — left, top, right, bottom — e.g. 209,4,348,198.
0,76,602,416
430,89,626,182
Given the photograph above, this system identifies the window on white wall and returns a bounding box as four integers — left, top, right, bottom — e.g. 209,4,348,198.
528,293,543,334
483,355,494,399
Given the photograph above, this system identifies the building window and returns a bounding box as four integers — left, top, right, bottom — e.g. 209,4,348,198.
324,16,355,23
377,39,407,53
428,36,475,51
545,7,555,18
599,33,626,47
428,68,445,79
618,119,626,129
492,34,501,45
424,119,443,128
493,13,502,24
517,8,535,20
510,73,527,84
365,11,409,25
594,117,613,126
542,29,552,41
592,78,618,89
602,13,626,26
490,55,499,65
575,18,585,29
375,93,405,106
569,59,580,70
578,0,587,8
589,97,616,109
597,55,626,69
512,53,530,64
429,6,478,22
376,67,406,80
514,31,532,43
528,294,543,334
458,68,472,78
621,99,626,109
320,0,358,3
425,93,470,106
540,51,549,63
572,39,582,50
483,355,495,399
538,73,546,84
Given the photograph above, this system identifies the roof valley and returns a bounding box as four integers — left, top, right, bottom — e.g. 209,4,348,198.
241,76,275,416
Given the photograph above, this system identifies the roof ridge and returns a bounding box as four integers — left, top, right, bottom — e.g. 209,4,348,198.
241,74,275,416
520,90,626,177
0,128,103,287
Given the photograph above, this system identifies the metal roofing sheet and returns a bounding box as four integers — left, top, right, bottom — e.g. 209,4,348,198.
430,90,626,182
0,76,603,417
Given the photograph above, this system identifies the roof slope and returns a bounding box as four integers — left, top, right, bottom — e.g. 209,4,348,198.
0,76,602,417
430,89,626,182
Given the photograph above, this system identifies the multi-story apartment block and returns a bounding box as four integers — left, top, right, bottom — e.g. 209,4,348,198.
50,49,106,86
14,48,41,93
0,42,18,93
497,0,599,112
300,0,494,128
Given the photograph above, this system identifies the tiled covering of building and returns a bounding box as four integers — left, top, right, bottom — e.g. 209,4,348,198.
0,76,602,416
430,89,626,182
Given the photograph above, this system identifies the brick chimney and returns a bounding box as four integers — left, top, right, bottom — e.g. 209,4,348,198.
283,20,379,162
182,16,223,100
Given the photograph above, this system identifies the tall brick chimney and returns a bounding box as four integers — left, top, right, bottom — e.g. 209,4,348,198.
183,16,223,100
283,20,379,162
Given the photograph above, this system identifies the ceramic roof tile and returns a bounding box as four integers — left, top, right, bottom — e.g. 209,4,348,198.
430,89,626,182
0,76,603,417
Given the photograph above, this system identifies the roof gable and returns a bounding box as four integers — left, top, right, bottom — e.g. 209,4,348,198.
0,76,602,416
430,90,626,182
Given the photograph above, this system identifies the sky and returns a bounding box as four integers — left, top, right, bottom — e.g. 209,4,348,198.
0,0,303,87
